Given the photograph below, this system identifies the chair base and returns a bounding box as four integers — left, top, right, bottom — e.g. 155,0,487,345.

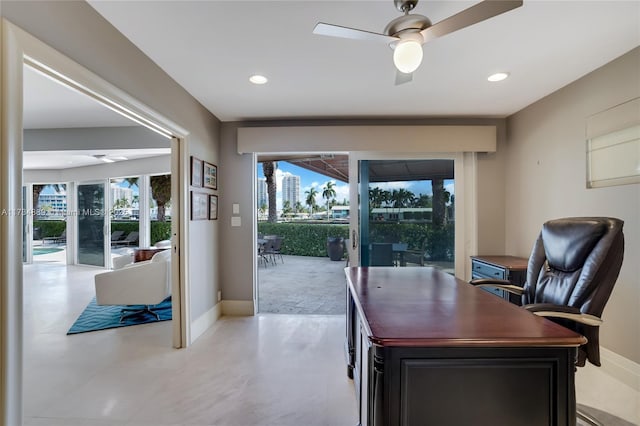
577,409,603,426
120,305,160,322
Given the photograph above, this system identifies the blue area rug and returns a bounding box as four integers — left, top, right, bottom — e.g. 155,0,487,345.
67,296,172,335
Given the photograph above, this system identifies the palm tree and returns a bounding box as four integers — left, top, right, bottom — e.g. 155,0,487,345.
305,187,318,218
150,174,171,222
432,179,447,226
322,181,336,220
262,161,278,223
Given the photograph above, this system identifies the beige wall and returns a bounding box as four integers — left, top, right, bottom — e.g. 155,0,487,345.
220,118,507,303
505,47,640,362
1,1,221,324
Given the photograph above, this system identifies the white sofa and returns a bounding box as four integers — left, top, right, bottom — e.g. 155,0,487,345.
95,249,171,321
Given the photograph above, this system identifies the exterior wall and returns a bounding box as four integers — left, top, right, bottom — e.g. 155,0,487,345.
505,47,640,363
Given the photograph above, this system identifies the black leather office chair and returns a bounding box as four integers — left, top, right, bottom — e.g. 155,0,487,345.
471,217,624,426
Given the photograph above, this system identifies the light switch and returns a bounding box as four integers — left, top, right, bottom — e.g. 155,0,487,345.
232,203,240,214
231,216,241,227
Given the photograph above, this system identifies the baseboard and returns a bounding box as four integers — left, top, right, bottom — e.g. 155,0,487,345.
222,299,255,316
190,301,222,343
600,346,640,392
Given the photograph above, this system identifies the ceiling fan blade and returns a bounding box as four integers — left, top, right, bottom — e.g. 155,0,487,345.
420,0,523,42
395,70,413,86
314,22,398,43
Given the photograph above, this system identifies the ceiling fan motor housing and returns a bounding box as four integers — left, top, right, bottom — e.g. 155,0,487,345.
394,0,418,13
384,13,432,39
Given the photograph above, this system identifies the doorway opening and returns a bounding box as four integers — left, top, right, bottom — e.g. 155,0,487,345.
256,154,349,315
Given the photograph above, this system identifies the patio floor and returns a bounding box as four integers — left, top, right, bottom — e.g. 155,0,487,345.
258,255,347,315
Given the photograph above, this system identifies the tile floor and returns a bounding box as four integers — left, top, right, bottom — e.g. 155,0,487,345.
22,261,639,425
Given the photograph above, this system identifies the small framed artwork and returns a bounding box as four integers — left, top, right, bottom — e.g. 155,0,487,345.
191,191,208,220
203,161,218,190
209,194,218,220
191,156,203,187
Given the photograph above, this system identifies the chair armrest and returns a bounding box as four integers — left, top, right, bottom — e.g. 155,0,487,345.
469,278,524,295
523,303,603,327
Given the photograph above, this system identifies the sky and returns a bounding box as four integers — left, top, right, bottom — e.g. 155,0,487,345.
257,161,454,210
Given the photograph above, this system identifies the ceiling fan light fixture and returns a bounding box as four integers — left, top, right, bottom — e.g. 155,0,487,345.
488,72,510,82
249,74,268,85
393,39,423,74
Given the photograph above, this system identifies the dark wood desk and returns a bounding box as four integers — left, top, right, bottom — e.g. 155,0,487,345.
345,267,586,426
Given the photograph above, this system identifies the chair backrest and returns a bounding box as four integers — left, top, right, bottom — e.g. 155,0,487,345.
370,243,394,266
270,237,283,251
111,230,125,241
523,217,624,366
124,231,139,242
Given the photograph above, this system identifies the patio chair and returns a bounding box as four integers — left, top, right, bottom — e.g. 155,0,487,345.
43,229,66,245
370,243,393,266
113,231,139,247
404,238,428,266
258,238,273,267
110,230,125,247
264,236,284,264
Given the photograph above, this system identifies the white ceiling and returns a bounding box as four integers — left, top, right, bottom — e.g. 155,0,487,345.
23,61,169,170
24,149,171,170
23,65,135,129
86,0,640,122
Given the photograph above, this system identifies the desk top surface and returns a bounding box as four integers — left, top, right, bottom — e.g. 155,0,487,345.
345,267,586,348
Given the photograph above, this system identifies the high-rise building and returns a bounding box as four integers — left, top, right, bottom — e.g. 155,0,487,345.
257,178,267,208
36,193,67,220
282,174,300,207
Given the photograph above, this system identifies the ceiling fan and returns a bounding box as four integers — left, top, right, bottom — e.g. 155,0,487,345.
313,0,523,84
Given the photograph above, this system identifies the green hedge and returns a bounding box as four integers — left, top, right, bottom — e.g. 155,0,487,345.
257,222,454,260
258,223,349,257
33,220,65,238
150,222,172,245
112,221,171,245
34,220,171,246
369,222,454,261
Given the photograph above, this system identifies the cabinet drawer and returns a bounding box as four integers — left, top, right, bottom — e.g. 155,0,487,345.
472,261,506,280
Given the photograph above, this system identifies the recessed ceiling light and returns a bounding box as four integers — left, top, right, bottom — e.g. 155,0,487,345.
249,74,268,85
488,72,510,82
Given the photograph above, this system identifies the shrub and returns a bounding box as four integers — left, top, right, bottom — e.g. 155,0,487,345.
33,220,65,238
257,222,454,260
258,223,349,257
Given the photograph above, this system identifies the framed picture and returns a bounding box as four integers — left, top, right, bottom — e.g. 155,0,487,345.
191,191,208,220
209,194,218,220
203,161,217,190
191,156,203,187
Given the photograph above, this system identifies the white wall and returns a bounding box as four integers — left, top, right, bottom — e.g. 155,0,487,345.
506,47,640,363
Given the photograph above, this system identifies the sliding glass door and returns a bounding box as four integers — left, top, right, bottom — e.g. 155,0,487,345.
349,153,466,277
77,181,107,267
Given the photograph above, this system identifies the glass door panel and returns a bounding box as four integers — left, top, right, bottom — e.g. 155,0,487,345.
110,177,140,253
354,159,455,274
77,182,106,267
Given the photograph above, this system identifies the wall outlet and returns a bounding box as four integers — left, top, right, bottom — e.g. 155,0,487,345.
217,290,222,302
